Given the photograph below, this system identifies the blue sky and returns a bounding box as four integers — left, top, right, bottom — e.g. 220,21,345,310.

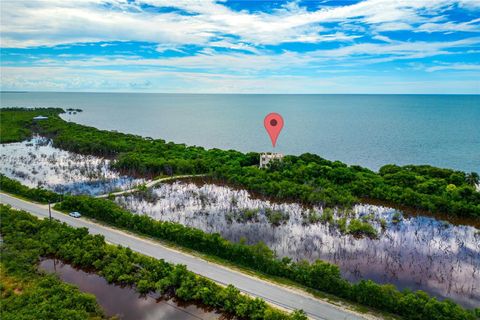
1,0,479,93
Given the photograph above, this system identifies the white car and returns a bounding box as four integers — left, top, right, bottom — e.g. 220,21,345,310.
69,211,82,218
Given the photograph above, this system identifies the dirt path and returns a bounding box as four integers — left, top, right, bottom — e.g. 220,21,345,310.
95,174,206,198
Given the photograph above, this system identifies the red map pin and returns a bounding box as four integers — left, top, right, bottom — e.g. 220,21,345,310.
264,112,284,147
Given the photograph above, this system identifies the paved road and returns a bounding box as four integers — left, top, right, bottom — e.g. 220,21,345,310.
96,174,205,198
0,192,365,320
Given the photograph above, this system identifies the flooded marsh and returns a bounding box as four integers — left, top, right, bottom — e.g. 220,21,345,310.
0,137,144,196
2,137,478,308
116,181,480,308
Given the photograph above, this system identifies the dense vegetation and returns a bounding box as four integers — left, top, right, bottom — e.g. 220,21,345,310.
0,108,64,143
0,174,62,203
0,209,106,319
1,108,479,318
56,196,479,320
0,205,307,320
2,108,474,219
1,152,478,318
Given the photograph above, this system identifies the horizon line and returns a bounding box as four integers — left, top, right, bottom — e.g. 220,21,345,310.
1,91,479,95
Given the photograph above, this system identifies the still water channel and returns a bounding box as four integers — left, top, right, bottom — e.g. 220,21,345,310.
39,259,223,320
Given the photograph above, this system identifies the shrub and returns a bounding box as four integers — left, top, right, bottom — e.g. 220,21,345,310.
347,219,378,238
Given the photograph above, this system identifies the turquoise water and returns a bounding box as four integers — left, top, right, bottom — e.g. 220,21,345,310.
1,92,479,172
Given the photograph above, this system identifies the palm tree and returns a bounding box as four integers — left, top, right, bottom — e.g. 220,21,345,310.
465,172,479,187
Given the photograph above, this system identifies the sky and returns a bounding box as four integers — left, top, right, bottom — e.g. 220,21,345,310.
1,0,479,93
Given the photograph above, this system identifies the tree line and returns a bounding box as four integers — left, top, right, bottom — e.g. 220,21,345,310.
0,205,307,320
0,174,62,203
16,108,477,219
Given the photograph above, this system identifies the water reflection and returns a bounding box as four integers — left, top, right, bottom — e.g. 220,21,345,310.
116,182,480,308
39,259,222,320
0,137,144,195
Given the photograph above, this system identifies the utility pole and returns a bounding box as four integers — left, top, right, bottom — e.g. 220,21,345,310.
48,201,52,221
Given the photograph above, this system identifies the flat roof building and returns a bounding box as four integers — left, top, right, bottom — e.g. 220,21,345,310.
260,152,284,168
33,115,48,120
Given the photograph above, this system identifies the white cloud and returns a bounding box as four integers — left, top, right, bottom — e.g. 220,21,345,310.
417,18,480,33
2,65,478,94
374,22,413,31
1,0,479,93
155,44,185,53
1,0,479,49
426,63,480,72
208,40,260,53
311,37,480,57
6,37,479,75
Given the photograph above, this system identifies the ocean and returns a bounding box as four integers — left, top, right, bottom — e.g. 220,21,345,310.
1,92,479,172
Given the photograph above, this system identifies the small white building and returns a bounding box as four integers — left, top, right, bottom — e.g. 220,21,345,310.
33,115,48,120
259,152,284,168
